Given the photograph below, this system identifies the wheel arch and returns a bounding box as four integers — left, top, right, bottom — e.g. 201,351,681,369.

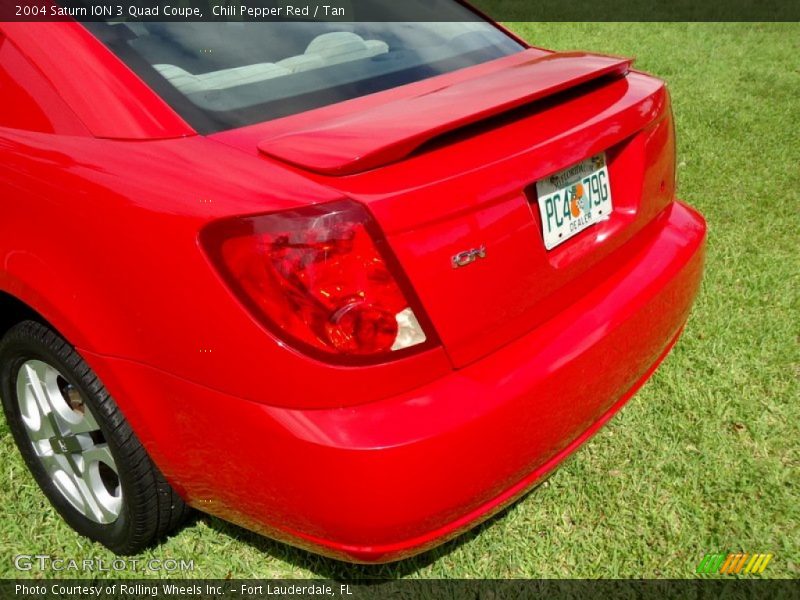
0,290,42,338
0,285,167,494
0,282,92,351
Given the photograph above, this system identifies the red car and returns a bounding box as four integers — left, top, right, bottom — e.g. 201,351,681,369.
0,10,706,563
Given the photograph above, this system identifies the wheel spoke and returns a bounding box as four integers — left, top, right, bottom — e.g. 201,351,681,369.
31,362,74,435
19,410,54,442
82,444,116,469
63,463,105,522
27,361,100,435
39,454,99,519
22,362,52,415
83,444,120,521
66,407,100,435
17,363,58,441
39,363,86,434
37,453,63,476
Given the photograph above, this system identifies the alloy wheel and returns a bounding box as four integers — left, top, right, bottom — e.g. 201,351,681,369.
15,359,122,524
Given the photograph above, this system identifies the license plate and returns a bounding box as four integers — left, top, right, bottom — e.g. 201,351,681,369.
535,153,613,250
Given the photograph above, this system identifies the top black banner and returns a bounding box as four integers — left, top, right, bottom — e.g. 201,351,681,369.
3,0,800,22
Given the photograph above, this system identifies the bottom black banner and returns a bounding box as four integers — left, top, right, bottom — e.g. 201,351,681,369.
2,579,799,600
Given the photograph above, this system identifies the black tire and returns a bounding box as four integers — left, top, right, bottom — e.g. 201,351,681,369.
0,320,191,554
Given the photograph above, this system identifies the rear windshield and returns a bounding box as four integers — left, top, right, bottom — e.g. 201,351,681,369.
85,8,523,133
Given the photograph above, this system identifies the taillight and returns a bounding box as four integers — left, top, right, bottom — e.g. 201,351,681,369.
201,200,436,363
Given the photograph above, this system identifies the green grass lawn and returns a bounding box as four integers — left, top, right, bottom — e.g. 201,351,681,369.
1,23,797,580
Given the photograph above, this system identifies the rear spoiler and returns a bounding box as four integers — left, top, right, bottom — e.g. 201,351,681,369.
257,51,632,176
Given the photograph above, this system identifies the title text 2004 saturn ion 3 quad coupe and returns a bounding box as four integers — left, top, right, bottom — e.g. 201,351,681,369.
0,8,706,562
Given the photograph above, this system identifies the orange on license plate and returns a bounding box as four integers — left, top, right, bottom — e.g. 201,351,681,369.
536,153,612,250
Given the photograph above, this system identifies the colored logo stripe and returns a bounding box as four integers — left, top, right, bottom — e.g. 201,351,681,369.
697,554,726,574
745,553,773,574
697,553,773,575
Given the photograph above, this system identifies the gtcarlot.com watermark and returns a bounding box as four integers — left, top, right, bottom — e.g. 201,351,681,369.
13,554,194,573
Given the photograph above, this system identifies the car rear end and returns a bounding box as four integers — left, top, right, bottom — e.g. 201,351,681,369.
67,15,706,561
202,68,706,561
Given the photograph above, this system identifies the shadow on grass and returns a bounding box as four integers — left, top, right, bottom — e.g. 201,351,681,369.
202,497,524,581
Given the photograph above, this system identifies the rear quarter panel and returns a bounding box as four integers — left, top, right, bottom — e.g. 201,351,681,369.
0,129,450,411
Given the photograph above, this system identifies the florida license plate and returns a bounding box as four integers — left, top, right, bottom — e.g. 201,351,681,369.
536,153,613,250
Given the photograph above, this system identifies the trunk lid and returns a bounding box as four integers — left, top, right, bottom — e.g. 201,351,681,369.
213,50,676,368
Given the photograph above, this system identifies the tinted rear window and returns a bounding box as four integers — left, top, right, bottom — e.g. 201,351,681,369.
85,8,523,133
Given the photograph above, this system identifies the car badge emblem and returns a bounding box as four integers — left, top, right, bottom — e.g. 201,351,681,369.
451,246,487,269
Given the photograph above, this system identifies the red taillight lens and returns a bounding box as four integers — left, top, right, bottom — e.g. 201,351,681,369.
201,200,434,362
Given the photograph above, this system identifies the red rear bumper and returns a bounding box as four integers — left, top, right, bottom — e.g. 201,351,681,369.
83,201,706,563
